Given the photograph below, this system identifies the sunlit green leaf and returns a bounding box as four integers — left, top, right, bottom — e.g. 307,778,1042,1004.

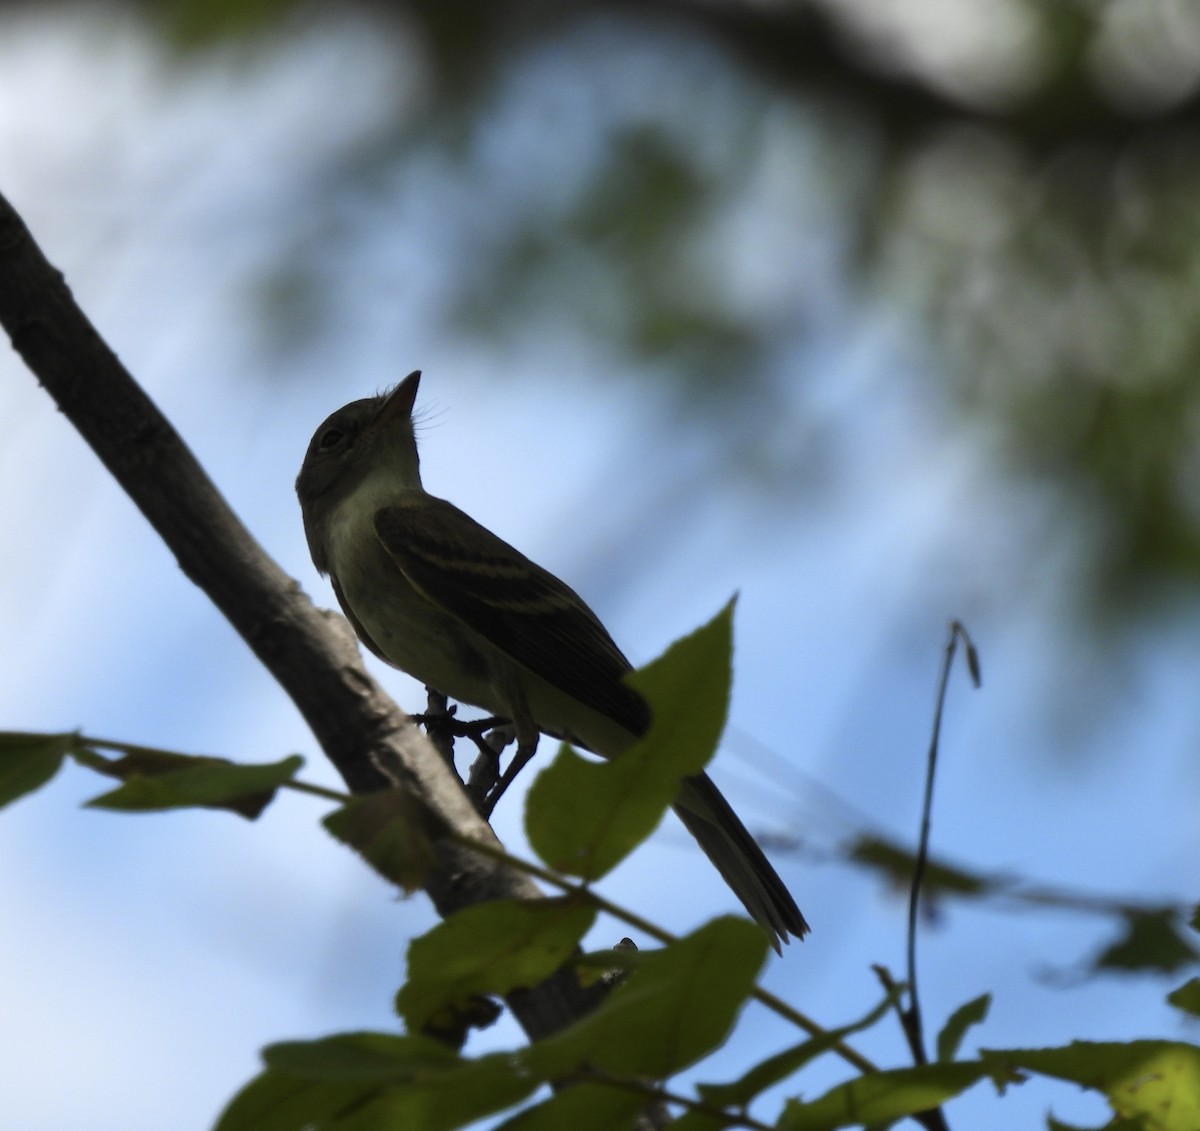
1046,1117,1146,1131
526,602,733,880
847,834,996,899
778,1061,988,1130
984,1041,1200,1131
216,1032,535,1131
670,1109,739,1131
523,916,766,1081
214,1071,375,1131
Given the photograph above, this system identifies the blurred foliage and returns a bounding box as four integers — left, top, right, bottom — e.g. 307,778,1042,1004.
30,0,1200,610
850,831,1200,979
138,0,297,45
1092,907,1200,975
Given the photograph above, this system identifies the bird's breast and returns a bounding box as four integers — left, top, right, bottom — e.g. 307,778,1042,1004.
324,495,499,710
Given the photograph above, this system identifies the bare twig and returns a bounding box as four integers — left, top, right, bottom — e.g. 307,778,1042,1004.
896,621,981,1130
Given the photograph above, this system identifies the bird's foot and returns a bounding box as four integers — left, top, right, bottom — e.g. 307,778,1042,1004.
480,739,538,818
466,724,515,814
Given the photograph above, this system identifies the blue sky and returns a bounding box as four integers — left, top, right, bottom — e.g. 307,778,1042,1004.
0,9,1196,1130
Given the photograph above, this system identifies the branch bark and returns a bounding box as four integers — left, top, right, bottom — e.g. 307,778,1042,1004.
0,188,593,1042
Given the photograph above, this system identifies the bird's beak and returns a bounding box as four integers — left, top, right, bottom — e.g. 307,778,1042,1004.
376,369,421,428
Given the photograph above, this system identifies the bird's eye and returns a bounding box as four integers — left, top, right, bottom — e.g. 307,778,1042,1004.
318,427,344,451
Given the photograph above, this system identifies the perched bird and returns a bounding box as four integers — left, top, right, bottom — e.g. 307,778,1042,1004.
296,371,808,947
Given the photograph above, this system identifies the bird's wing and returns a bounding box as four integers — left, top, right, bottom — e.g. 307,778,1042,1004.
374,496,650,736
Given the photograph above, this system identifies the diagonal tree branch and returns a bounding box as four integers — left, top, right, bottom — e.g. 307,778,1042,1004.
0,187,594,1042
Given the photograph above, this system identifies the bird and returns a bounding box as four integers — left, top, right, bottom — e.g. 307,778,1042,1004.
296,370,808,948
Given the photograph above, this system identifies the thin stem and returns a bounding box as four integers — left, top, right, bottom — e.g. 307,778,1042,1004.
282,779,353,804
894,622,980,1131
905,622,979,1067
451,832,677,945
452,833,880,1076
578,1066,776,1131
73,728,882,1080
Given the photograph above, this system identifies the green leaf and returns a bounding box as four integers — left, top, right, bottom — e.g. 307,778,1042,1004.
396,897,596,1033
323,789,441,895
697,986,903,1109
491,1082,646,1131
847,834,996,899
215,1071,378,1131
85,754,303,819
526,602,734,880
936,993,991,1063
85,746,222,780
572,940,642,986
1046,1117,1146,1131
217,1033,537,1131
325,1055,537,1131
262,1032,456,1080
1167,978,1200,1019
216,1033,449,1130
622,600,734,777
778,1061,988,1130
1090,909,1200,975
0,731,74,809
669,1110,738,1131
524,916,766,1081
983,1041,1200,1131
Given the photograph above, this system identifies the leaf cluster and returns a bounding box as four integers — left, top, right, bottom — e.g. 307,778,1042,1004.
4,609,1200,1128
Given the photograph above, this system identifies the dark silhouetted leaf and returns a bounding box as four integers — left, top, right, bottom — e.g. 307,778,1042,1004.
1091,909,1199,975
323,789,441,895
936,993,991,1063
85,754,303,819
396,897,595,1033
0,730,75,809
492,1082,646,1131
1168,978,1200,1019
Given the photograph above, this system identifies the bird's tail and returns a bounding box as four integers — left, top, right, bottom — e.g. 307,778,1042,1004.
672,772,809,952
